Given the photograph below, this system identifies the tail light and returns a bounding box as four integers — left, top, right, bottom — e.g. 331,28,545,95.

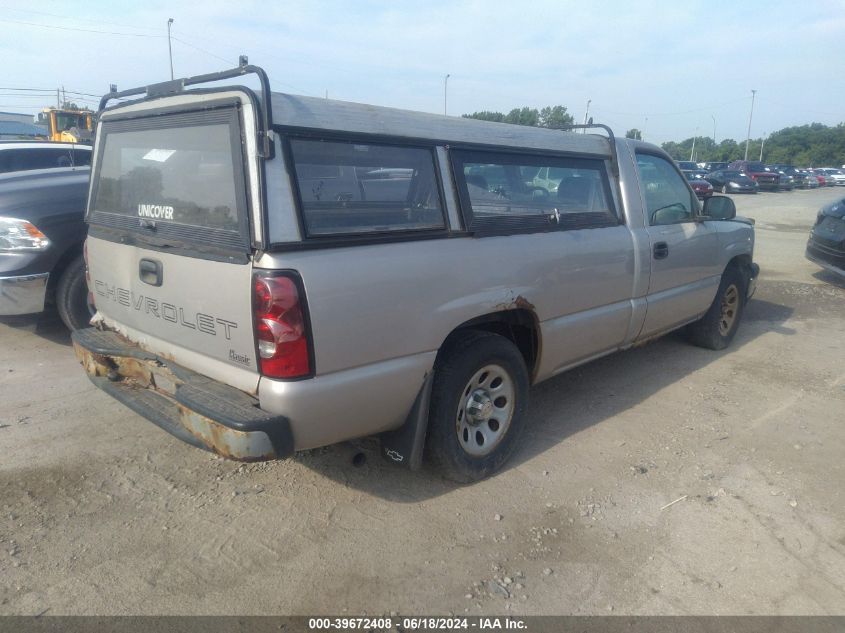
253,272,311,379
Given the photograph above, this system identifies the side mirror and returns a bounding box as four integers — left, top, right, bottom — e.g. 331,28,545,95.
703,195,736,220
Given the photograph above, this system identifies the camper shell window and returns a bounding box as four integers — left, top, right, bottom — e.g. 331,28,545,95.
287,138,446,237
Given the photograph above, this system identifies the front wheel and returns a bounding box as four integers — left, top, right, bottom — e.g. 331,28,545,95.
426,331,529,483
56,255,94,331
687,266,748,350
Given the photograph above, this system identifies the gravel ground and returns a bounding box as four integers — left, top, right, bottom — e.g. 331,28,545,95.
1,187,844,616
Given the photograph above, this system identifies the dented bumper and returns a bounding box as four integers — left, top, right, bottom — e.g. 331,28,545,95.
72,327,293,461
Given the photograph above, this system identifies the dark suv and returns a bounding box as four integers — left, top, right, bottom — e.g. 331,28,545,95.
728,160,780,191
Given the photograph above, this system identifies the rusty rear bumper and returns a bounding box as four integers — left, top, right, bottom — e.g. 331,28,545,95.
72,327,293,461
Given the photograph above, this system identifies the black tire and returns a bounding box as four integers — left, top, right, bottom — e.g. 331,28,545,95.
55,255,93,331
426,331,529,483
687,265,748,350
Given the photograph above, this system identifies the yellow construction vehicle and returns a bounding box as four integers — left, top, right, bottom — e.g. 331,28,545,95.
37,108,94,144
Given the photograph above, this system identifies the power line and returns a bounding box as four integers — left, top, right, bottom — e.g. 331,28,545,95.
0,5,162,32
171,36,233,66
0,17,164,37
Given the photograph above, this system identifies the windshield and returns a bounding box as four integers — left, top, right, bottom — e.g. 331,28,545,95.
55,112,89,131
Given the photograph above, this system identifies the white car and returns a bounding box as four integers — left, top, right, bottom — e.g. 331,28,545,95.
819,168,845,186
0,141,92,174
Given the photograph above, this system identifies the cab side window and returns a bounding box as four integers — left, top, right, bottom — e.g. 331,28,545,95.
451,149,618,233
636,153,698,226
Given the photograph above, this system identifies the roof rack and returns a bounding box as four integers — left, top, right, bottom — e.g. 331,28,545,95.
98,56,274,158
561,123,619,179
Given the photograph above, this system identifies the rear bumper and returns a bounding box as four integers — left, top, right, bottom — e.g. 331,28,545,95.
72,327,294,461
0,272,49,316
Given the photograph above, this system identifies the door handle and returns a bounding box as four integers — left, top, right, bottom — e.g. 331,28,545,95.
653,241,669,260
139,258,163,286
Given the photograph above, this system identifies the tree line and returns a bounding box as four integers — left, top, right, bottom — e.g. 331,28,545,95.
463,107,844,167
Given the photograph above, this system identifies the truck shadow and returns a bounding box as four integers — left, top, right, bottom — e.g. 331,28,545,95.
0,309,71,346
299,286,807,501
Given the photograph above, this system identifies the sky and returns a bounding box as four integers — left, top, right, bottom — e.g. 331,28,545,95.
1,0,842,145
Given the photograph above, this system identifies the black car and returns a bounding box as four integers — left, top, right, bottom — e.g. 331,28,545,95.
806,198,845,277
0,166,92,329
705,170,758,194
701,161,729,172
768,164,808,189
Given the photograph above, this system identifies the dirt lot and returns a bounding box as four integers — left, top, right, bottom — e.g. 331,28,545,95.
1,187,844,616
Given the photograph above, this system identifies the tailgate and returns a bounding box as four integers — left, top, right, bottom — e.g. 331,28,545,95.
86,99,260,392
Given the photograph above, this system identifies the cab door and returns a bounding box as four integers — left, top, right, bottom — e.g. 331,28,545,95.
635,153,721,338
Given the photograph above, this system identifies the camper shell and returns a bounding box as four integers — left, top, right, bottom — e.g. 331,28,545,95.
73,61,757,481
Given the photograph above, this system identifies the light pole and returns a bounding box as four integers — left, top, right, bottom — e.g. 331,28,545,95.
443,74,450,116
759,132,766,161
711,114,716,144
744,89,756,161
642,117,648,141
583,99,591,133
167,18,175,80
690,127,698,162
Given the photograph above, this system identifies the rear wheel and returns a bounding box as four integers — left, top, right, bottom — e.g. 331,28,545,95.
426,331,529,483
687,265,748,350
56,255,94,331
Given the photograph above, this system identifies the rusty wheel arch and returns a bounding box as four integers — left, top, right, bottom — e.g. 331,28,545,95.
440,305,541,384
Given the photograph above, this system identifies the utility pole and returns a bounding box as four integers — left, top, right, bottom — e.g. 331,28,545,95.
583,99,591,133
443,74,450,116
167,18,175,80
744,89,756,161
690,127,699,162
711,114,716,144
56,88,60,109
643,117,648,141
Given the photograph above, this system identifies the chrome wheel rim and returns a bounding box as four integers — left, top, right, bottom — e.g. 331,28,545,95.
456,364,515,457
719,284,739,336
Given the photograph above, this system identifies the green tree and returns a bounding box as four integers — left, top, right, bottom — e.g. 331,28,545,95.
625,128,642,140
461,111,506,123
504,107,540,127
539,106,574,129
463,105,572,129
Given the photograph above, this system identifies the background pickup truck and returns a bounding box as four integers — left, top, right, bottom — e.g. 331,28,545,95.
728,160,780,191
0,166,92,330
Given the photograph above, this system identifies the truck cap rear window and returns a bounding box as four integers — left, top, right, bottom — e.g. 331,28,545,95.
89,107,248,250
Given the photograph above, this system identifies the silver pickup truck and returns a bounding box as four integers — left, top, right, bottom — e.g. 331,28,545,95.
73,62,758,482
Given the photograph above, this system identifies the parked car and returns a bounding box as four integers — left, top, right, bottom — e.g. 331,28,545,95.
700,161,729,172
768,164,808,189
676,160,698,171
705,170,758,193
727,160,780,191
811,170,829,187
684,171,714,198
806,198,845,277
769,168,794,191
0,166,93,329
72,63,758,482
818,168,845,186
0,141,92,174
